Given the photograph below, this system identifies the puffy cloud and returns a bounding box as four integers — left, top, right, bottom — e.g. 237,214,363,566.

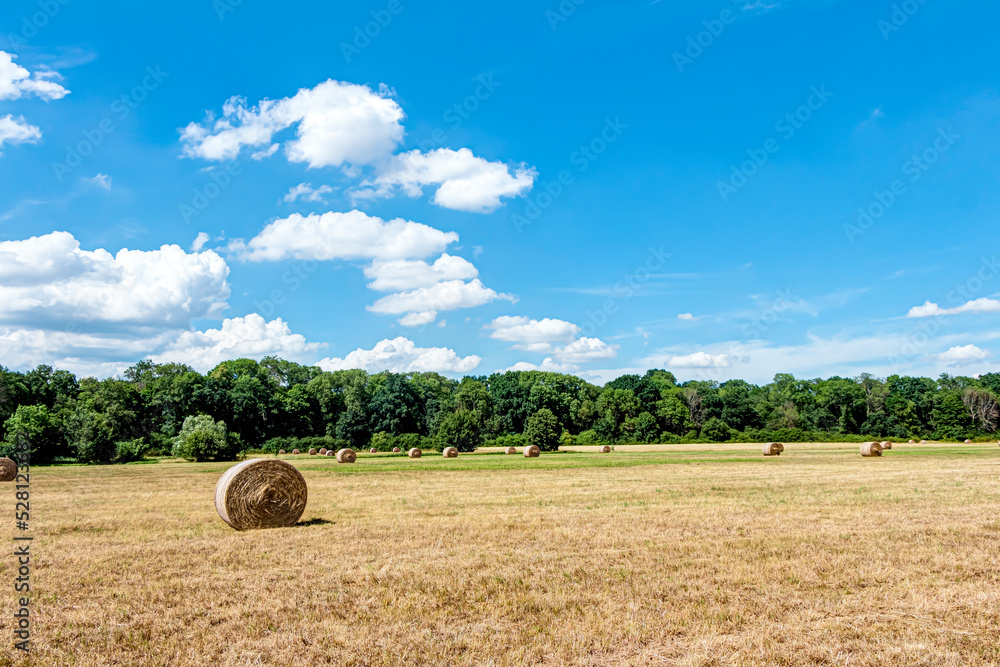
0,51,69,101
397,311,438,327
191,232,210,252
0,232,230,331
364,254,478,292
677,313,695,320
933,344,989,366
317,336,480,374
355,148,536,213
906,298,1000,318
0,115,41,148
152,315,325,371
238,211,458,262
666,352,734,369
180,79,404,166
551,337,619,364
367,279,515,316
283,182,333,203
486,315,580,351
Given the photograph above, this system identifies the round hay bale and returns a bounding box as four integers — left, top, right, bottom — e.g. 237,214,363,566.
335,448,357,464
524,445,540,458
880,441,892,450
214,459,307,531
964,439,972,444
762,442,784,457
291,449,301,455
0,458,17,482
369,448,377,453
597,445,611,453
505,446,517,455
919,440,928,444
408,448,422,459
308,448,317,456
278,449,286,455
318,448,328,456
442,447,458,458
392,447,401,453
860,441,883,457
908,440,915,444
325,450,335,457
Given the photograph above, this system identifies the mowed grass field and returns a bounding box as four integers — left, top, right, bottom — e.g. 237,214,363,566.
3,442,1000,666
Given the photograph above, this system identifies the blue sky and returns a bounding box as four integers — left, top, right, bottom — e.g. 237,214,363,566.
1,0,999,383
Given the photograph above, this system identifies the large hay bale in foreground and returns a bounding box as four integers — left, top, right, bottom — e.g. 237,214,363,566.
392,447,401,453
308,448,317,456
214,459,307,531
861,441,883,457
505,446,517,455
762,442,784,457
597,445,611,453
881,441,892,450
524,445,540,458
408,448,422,459
0,458,17,482
442,447,458,458
335,448,357,464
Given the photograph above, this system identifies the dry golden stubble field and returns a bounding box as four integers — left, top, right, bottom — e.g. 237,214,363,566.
1,443,999,666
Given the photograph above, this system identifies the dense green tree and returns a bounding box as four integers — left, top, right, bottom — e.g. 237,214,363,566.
524,408,560,451
1,404,65,464
172,415,236,461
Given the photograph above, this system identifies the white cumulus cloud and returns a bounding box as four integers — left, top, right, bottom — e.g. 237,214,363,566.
367,279,515,316
0,231,230,331
486,315,581,351
364,254,478,292
933,344,989,366
237,211,458,262
667,352,734,369
180,79,405,167
0,51,69,102
317,336,480,374
906,298,1000,318
354,148,536,213
0,115,41,149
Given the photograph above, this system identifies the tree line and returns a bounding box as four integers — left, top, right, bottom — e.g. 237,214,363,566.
1,357,998,463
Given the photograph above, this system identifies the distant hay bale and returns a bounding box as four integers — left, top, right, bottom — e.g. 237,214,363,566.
392,447,401,453
860,441,883,457
597,445,611,453
505,446,517,455
335,448,357,464
880,441,892,450
908,440,915,444
762,442,784,456
919,440,928,444
369,448,377,453
443,447,458,458
278,449,286,455
0,458,17,482
408,448,422,458
524,445,540,458
291,449,300,455
308,448,317,456
965,439,973,444
325,450,334,457
214,459,307,531
318,448,328,456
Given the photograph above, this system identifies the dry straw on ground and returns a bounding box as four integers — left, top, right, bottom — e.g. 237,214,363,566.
881,441,893,450
505,446,517,455
762,442,784,457
524,445,541,458
598,445,611,453
443,447,458,458
335,449,357,464
861,441,883,457
408,448,422,459
213,459,307,531
0,457,17,482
